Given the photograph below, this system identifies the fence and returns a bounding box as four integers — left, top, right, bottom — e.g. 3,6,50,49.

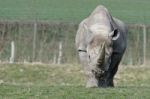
0,21,149,66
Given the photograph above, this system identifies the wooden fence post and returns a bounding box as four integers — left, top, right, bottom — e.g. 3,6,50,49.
57,41,62,64
143,25,147,65
53,53,57,64
10,41,15,63
32,22,37,62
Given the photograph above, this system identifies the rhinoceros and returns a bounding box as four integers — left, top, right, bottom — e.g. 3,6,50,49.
75,5,127,88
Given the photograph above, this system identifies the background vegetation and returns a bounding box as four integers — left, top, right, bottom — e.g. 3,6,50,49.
0,0,149,24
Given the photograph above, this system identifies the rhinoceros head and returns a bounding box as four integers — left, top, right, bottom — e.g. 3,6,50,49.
85,23,119,76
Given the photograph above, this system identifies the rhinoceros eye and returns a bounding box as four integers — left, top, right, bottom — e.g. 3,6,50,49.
88,55,91,59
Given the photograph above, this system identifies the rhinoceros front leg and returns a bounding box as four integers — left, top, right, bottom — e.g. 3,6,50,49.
85,68,99,88
105,53,123,87
78,51,99,88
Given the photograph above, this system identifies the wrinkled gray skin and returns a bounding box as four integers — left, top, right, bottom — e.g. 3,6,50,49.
75,5,127,88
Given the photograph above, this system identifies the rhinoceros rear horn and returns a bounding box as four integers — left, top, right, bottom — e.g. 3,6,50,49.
109,29,120,40
97,43,105,65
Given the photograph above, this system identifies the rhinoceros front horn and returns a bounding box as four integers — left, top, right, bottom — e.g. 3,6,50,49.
97,43,105,66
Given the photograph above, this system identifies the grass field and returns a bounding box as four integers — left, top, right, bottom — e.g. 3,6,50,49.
0,64,150,99
0,0,150,24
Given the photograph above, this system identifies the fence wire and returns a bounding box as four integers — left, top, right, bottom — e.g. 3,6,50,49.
0,21,149,66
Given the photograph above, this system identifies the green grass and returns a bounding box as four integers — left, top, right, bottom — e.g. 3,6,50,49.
0,0,150,24
0,85,150,99
0,64,150,99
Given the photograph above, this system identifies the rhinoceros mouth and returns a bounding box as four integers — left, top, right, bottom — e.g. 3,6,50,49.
92,69,106,80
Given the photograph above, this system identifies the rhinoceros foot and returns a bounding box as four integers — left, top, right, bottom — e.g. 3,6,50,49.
86,78,99,88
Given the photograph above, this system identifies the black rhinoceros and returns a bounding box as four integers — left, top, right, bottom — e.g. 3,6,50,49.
75,5,127,88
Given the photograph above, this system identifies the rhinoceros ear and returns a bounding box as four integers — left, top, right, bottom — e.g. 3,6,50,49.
109,29,120,40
